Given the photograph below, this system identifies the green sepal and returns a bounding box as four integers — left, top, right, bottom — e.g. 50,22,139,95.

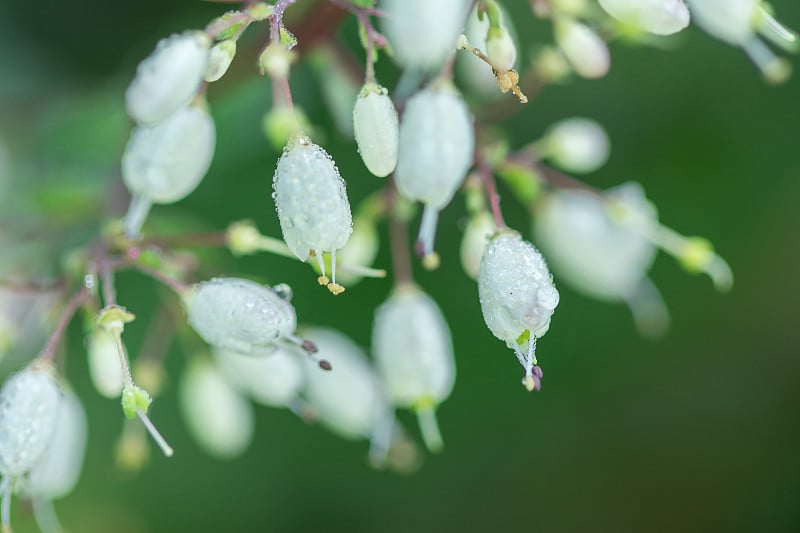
122,384,152,419
96,305,136,330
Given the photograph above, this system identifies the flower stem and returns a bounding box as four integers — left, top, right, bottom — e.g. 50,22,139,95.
37,287,89,363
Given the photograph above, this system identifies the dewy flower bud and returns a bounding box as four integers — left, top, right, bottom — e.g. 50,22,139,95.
543,117,610,174
214,346,304,408
555,18,610,79
353,84,399,178
23,391,88,500
300,327,394,464
396,83,474,262
122,105,216,238
460,211,496,280
372,285,455,452
179,358,254,459
87,328,124,399
533,183,657,302
204,39,236,82
599,0,690,36
125,31,211,125
187,277,298,356
0,365,62,477
478,231,559,391
273,135,353,292
381,0,470,71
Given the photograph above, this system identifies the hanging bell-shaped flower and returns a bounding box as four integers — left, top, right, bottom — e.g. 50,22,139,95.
273,135,353,294
478,231,559,391
372,284,455,452
186,278,298,356
353,84,399,178
396,82,474,265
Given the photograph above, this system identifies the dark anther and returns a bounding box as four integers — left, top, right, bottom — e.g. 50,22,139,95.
318,360,332,371
302,340,318,353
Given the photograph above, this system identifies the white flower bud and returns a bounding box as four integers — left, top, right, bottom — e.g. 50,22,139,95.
301,327,394,461
543,117,610,174
397,84,474,209
381,0,470,71
478,232,559,389
533,183,658,301
273,136,353,289
555,19,610,79
396,84,474,260
460,211,496,280
353,84,399,178
87,328,124,398
0,366,62,477
125,31,211,125
486,27,517,72
179,358,254,459
204,39,236,82
23,391,88,500
372,285,454,452
599,0,690,36
214,346,304,408
187,278,298,356
687,0,756,45
122,105,216,205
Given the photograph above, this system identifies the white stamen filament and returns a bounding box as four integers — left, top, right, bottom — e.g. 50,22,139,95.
123,193,153,240
137,410,174,457
418,205,439,258
756,7,798,52
416,404,444,453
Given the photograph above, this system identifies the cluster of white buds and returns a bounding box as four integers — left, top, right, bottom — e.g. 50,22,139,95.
381,0,470,73
599,0,690,36
0,364,87,530
372,284,455,452
273,135,353,294
122,31,219,238
395,82,475,268
478,231,560,391
687,0,797,82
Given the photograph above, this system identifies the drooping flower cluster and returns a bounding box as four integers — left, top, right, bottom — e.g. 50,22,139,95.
0,364,87,530
121,31,219,238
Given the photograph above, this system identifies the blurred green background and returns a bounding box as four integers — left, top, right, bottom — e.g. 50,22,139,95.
1,1,799,532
